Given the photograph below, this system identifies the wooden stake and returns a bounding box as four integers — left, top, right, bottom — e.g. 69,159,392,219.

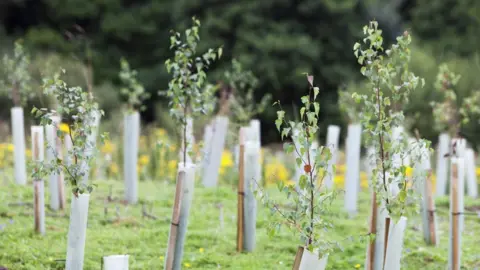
55,122,66,210
383,217,391,268
367,191,377,270
452,163,459,270
34,181,40,233
165,171,185,270
425,170,436,245
237,128,245,252
292,246,304,270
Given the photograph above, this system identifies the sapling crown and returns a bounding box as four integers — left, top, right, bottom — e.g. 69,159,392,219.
0,41,34,107
119,57,150,113
163,17,222,164
256,75,349,257
224,59,271,127
31,70,107,196
352,21,431,221
430,64,480,138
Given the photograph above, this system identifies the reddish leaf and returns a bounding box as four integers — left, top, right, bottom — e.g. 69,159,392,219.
307,75,314,87
304,164,312,173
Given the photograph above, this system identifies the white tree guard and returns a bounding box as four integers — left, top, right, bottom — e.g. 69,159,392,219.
200,123,213,175
66,193,90,270
32,126,45,235
390,126,409,196
416,144,438,245
178,117,194,164
464,148,478,198
82,110,101,185
449,157,465,270
46,116,61,210
33,180,46,235
31,126,45,162
65,135,73,166
384,216,408,270
345,124,362,216
124,111,140,204
169,162,195,270
298,248,328,270
249,119,262,185
292,128,303,184
364,201,388,270
103,255,129,270
436,133,450,196
243,140,259,252
366,146,376,187
11,107,27,185
325,125,340,189
202,116,228,187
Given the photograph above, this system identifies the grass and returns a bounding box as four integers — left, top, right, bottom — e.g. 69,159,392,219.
0,176,480,269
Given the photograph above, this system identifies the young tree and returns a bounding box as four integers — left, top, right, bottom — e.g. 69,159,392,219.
352,21,431,269
163,17,222,270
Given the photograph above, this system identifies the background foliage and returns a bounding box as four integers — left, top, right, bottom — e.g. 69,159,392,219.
0,0,479,146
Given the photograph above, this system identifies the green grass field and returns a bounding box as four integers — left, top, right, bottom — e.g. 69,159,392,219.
0,179,479,269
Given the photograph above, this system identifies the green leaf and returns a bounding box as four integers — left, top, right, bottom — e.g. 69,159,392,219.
299,175,307,189
275,119,282,132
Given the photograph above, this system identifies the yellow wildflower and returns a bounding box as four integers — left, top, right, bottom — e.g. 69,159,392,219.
168,160,178,178
7,144,14,152
360,172,368,188
264,159,290,185
199,247,204,253
405,166,413,177
110,163,119,174
101,140,115,154
333,174,345,187
184,262,191,268
336,164,346,174
221,150,234,168
159,256,164,261
59,123,70,133
156,128,167,137
139,155,150,166
355,264,361,269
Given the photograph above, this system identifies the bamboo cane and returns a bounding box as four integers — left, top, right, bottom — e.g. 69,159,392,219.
367,191,377,270
34,181,40,232
33,131,40,233
165,171,185,269
425,170,436,245
292,246,304,270
452,163,459,270
237,128,245,252
383,217,391,268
